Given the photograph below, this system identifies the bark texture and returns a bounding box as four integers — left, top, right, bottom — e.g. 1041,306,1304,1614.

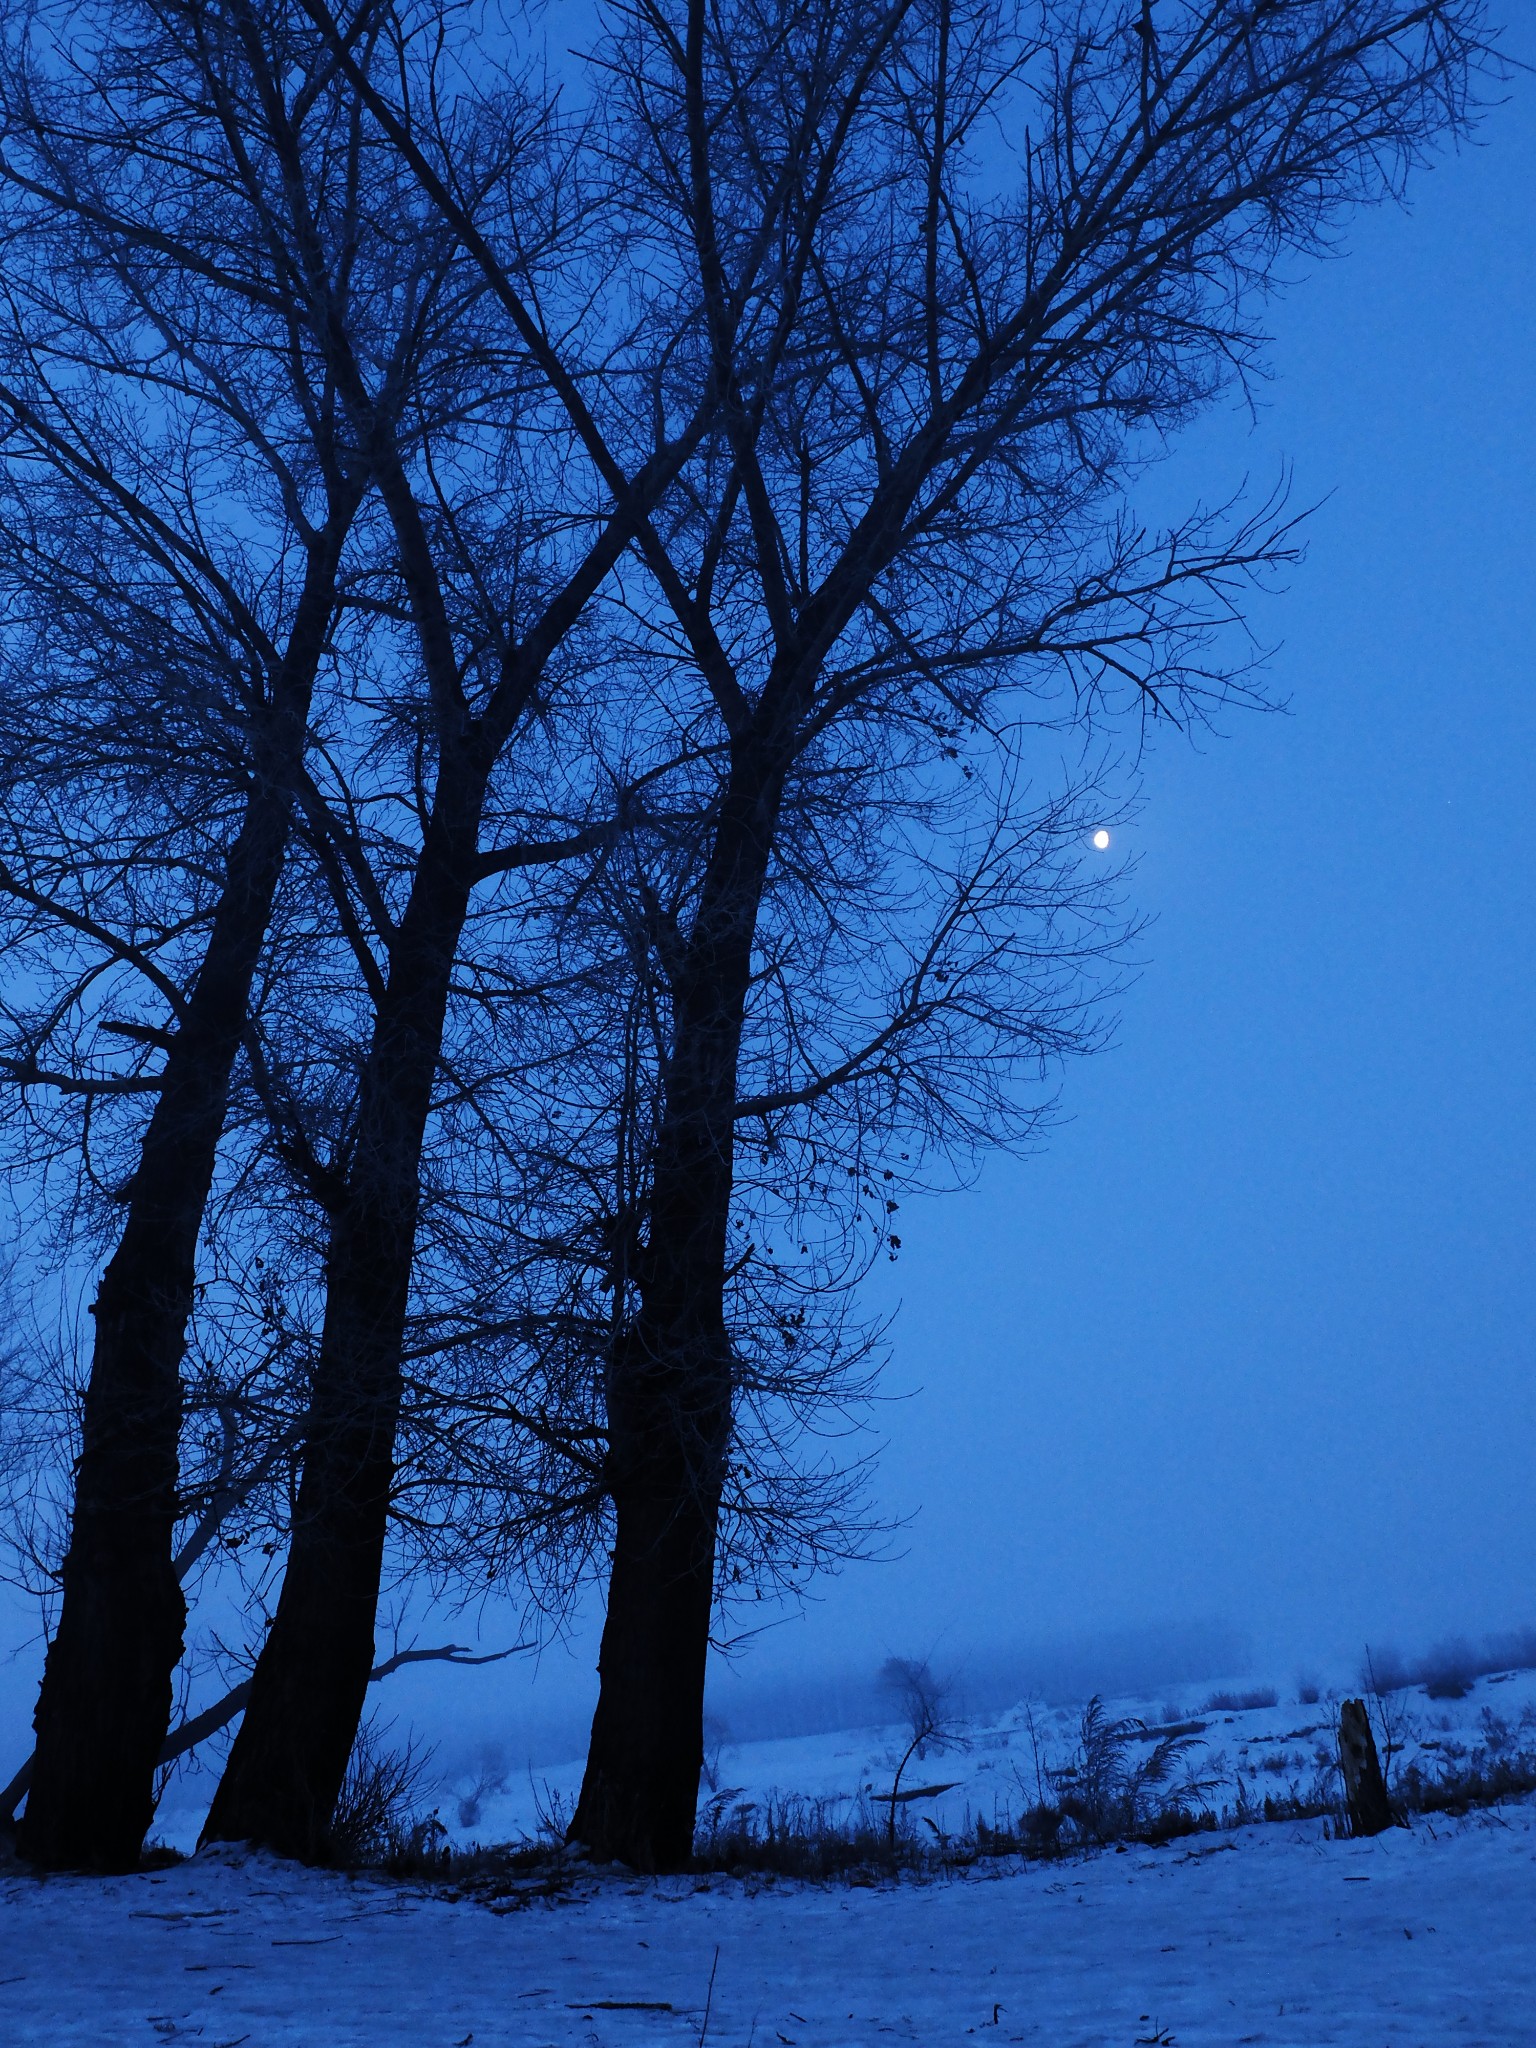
18,558,340,1872
201,757,481,1860
19,799,290,1871
570,1328,732,1870
570,746,781,1869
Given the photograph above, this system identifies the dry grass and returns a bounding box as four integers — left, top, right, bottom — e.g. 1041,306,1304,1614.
338,1682,1536,1894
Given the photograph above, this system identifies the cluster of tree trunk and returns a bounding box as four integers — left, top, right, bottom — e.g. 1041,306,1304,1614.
0,0,1493,1874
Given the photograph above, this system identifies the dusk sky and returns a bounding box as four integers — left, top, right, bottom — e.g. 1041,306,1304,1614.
517,30,1535,1756
792,43,1536,1700
342,32,1536,1773
2,13,1531,1784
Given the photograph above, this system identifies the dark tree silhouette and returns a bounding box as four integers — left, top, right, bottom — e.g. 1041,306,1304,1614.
194,4,725,1858
0,0,483,1869
557,0,1493,1869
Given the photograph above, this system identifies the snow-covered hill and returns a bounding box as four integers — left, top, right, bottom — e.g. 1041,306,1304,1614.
439,1664,1536,1852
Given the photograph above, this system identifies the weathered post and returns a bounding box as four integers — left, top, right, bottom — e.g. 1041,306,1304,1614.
1338,1699,1394,1836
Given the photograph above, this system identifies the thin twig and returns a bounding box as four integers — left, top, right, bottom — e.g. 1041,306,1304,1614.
698,1944,721,2048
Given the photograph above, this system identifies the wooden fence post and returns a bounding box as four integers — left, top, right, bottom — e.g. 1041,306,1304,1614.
1338,1698,1394,1836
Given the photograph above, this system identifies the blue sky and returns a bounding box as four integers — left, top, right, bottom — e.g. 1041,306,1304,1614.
800,36,1536,1693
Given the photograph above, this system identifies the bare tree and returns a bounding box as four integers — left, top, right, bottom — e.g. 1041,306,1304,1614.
0,0,1496,1881
160,0,1128,1878
0,0,692,1871
879,1655,963,1849
550,0,1495,1869
0,0,503,1868
191,0,731,1859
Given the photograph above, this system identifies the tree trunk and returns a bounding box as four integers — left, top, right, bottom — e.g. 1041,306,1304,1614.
1338,1697,1394,1837
569,740,783,1870
18,794,290,1873
201,767,480,1861
17,547,342,1871
194,1293,403,1861
569,1326,731,1870
18,724,337,1875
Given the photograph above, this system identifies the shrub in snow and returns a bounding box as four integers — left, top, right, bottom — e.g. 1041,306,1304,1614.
1050,1697,1219,1847
328,1723,440,1869
1203,1688,1279,1713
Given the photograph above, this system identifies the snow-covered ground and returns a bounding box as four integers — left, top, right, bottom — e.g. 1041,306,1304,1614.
4,1804,1536,2044
434,1664,1536,1851
7,1668,1536,2044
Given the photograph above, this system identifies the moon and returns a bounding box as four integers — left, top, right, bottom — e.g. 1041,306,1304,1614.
1092,828,1111,850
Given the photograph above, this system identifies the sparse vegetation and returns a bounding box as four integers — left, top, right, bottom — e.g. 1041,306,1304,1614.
687,1670,1536,1876
878,1658,966,1849
1358,1630,1536,1700
327,1724,442,1871
1203,1688,1279,1713
686,1693,1229,1877
696,1791,922,1880
320,1634,1536,1891
1050,1698,1219,1846
452,1747,510,1832
1395,1708,1536,1821
309,1666,1536,1898
700,1719,733,1799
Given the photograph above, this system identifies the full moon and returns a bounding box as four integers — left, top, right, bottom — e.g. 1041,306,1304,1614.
1092,828,1111,850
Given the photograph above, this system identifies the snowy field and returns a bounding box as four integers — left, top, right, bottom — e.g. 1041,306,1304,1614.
428,1664,1536,1853
4,1805,1536,2045
6,1670,1536,2045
